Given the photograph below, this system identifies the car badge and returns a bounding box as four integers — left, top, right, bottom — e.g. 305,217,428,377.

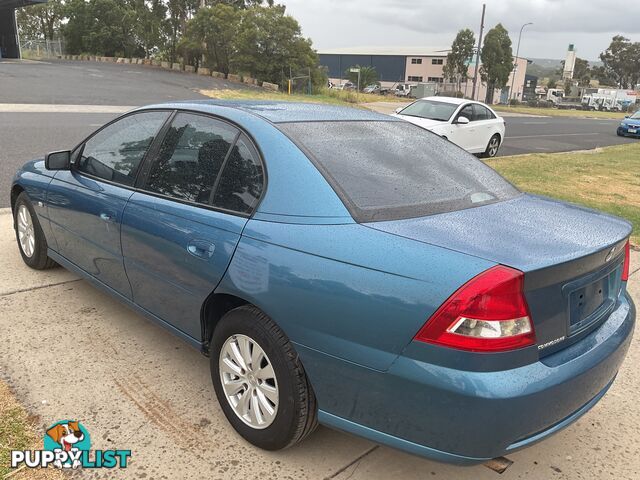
605,247,616,262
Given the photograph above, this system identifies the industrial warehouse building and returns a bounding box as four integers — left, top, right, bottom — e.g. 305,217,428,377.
0,0,44,58
319,46,530,103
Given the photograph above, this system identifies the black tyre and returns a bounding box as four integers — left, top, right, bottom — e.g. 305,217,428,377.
210,305,318,450
13,192,57,270
482,134,501,158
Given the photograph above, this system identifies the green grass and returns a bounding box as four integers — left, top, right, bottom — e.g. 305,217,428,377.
487,143,640,245
199,87,404,106
493,105,631,120
0,412,31,478
0,382,62,479
0,385,33,478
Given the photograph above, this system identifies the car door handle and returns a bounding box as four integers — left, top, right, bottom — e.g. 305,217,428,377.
187,240,215,259
99,212,115,222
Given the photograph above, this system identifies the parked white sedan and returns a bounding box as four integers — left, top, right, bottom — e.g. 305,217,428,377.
393,97,506,157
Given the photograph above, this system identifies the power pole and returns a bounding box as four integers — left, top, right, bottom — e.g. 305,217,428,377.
471,3,486,101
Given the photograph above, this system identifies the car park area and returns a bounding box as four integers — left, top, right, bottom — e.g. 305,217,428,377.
0,209,638,479
1,58,639,479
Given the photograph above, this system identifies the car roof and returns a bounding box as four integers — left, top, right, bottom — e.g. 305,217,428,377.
418,96,469,105
139,99,397,124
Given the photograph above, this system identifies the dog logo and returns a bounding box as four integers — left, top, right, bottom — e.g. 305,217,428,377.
11,420,130,470
44,420,90,469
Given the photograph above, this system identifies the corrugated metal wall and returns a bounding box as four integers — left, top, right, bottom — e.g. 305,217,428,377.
319,54,406,83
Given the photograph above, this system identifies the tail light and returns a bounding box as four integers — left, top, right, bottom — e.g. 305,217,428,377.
415,266,535,352
622,240,631,282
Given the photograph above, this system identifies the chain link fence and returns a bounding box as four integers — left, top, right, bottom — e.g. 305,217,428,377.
19,39,64,59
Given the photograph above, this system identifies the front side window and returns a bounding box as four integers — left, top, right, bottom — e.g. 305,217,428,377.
278,121,519,222
76,111,169,186
457,105,475,122
144,113,238,205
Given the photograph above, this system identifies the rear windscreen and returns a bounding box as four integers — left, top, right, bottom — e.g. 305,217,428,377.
277,121,520,222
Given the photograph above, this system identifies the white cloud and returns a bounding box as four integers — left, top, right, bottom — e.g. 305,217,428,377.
282,0,640,60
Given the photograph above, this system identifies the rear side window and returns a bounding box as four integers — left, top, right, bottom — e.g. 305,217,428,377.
278,121,519,222
213,134,264,214
77,111,169,186
144,113,238,205
474,104,495,120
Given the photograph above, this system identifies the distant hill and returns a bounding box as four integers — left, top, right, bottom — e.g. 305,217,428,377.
526,58,604,79
527,58,562,79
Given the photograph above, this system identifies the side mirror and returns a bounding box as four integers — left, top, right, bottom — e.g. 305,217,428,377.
45,150,71,171
624,115,630,118
395,107,404,114
455,116,470,125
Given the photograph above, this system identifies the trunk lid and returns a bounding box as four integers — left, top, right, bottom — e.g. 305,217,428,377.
365,194,631,354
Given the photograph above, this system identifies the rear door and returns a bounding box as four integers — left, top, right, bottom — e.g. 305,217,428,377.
47,111,171,298
121,112,265,340
472,104,500,151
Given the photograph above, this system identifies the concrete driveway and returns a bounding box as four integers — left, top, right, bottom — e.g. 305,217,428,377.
0,208,638,479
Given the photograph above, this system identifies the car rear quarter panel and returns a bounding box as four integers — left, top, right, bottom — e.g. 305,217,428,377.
216,220,495,371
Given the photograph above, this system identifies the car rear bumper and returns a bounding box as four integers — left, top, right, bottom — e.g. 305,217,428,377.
305,291,635,464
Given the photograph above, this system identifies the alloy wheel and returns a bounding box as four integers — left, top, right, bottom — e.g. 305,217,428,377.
488,137,500,157
17,204,35,258
219,334,279,429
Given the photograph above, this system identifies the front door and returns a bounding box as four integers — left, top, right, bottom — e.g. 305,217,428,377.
448,104,477,151
47,111,171,298
121,112,265,340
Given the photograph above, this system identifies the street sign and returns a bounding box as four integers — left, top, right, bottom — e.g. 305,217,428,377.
350,68,360,73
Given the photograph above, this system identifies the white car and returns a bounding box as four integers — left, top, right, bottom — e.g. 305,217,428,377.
393,96,506,157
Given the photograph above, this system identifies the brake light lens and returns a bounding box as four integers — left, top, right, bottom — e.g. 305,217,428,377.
415,266,536,352
622,240,631,282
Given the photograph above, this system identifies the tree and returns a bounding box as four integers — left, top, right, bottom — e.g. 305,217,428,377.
345,65,378,89
558,57,591,86
16,0,64,41
480,24,513,104
600,36,640,89
131,0,167,58
443,29,475,90
181,4,240,74
165,0,200,62
590,65,617,87
234,5,320,87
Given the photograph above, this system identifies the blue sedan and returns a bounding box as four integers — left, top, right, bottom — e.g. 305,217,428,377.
11,101,635,464
617,110,640,137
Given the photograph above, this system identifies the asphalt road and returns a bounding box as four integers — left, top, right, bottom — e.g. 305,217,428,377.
0,58,245,105
501,116,637,156
1,59,638,207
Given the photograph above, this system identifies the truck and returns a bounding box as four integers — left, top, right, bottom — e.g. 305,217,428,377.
546,90,583,109
394,84,413,97
582,95,622,111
